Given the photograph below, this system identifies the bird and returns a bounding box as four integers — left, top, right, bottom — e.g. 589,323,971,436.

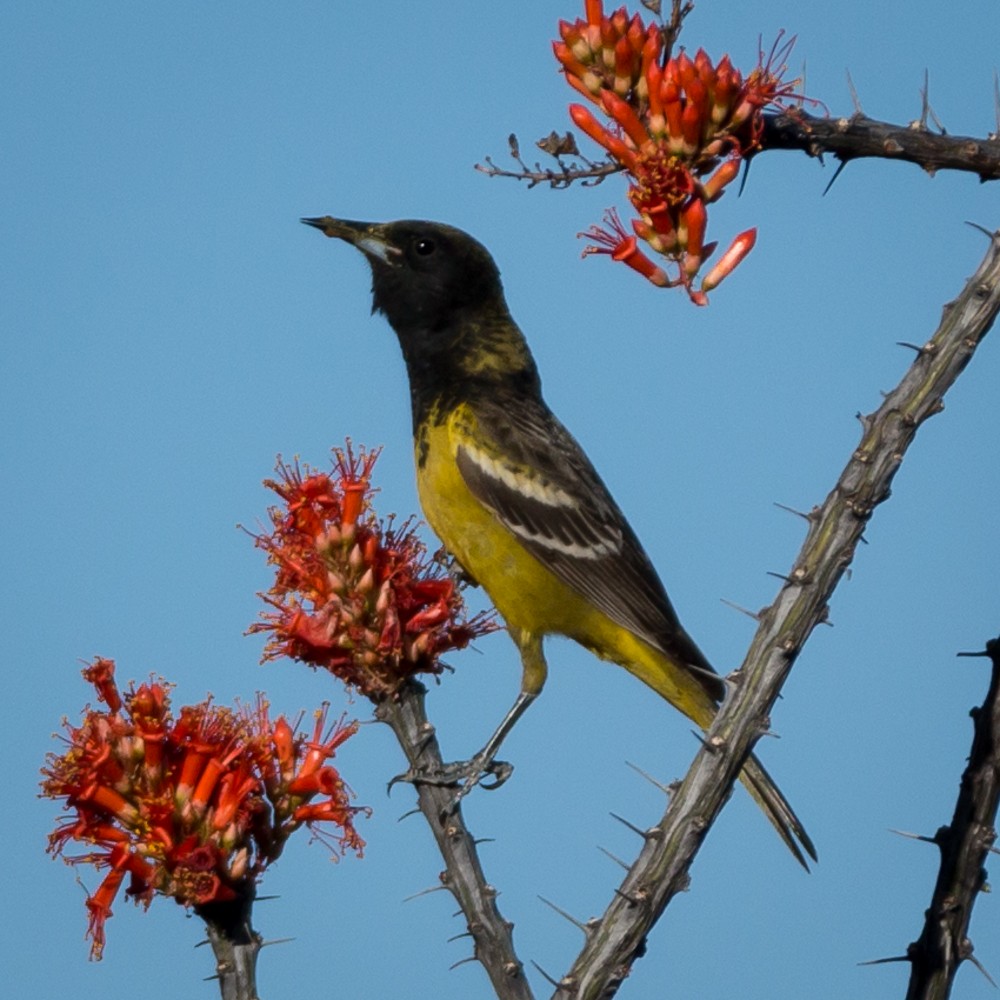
302,215,816,867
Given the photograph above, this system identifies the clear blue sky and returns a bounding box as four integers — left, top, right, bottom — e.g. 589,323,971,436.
4,2,999,997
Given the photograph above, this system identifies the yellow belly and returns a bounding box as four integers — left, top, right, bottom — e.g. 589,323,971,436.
414,409,717,726
416,414,586,635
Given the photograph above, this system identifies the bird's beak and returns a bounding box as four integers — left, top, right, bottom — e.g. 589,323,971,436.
300,216,401,266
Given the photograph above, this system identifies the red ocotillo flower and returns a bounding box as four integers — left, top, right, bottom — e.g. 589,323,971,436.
248,443,498,699
558,2,815,302
41,660,366,959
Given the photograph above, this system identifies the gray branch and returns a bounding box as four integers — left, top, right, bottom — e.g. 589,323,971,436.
196,893,262,1000
554,232,1000,999
761,110,1000,181
376,682,536,1000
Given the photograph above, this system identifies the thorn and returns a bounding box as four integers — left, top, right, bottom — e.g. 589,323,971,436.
449,955,479,971
403,885,448,903
918,70,931,131
774,501,811,521
846,70,863,114
859,955,911,967
613,886,640,905
993,70,1000,138
889,827,938,845
917,71,946,134
397,807,422,822
720,597,761,621
538,895,589,933
598,845,630,870
957,649,992,659
822,157,849,196
691,729,727,754
625,760,674,795
255,894,280,903
609,812,648,839
685,658,734,694
530,960,562,988
766,570,794,583
968,954,998,988
261,936,295,949
964,221,997,241
473,836,497,846
737,154,753,197
896,341,925,354
447,931,473,944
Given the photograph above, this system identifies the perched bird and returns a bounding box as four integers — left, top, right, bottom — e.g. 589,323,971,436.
302,216,815,867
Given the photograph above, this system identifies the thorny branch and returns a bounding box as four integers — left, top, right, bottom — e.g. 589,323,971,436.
760,109,1000,181
478,108,1000,190
551,234,1000,999
902,637,1000,1000
196,893,262,1000
376,682,536,1000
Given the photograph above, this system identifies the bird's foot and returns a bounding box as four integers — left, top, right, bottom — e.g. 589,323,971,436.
388,755,514,808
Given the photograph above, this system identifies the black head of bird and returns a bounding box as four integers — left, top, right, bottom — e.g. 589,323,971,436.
301,217,505,335
301,216,539,410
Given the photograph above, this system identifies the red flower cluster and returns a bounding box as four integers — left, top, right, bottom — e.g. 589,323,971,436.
249,444,497,699
41,659,365,959
556,0,805,303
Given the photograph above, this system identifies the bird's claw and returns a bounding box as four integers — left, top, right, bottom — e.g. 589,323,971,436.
387,757,514,804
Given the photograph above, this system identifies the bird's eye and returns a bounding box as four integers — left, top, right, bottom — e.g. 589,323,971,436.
414,237,436,256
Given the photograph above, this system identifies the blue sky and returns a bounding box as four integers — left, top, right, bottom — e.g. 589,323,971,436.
4,2,1000,997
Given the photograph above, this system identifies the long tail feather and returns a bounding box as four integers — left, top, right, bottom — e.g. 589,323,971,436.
740,753,817,870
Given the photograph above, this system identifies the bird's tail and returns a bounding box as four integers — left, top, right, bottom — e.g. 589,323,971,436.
740,754,817,870
608,633,816,867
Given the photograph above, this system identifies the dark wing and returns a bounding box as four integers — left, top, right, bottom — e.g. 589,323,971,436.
455,392,722,698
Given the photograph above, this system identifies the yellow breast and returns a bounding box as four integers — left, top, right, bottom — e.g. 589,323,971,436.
415,405,587,635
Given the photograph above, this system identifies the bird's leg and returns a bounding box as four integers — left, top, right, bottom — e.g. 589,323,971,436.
392,628,547,805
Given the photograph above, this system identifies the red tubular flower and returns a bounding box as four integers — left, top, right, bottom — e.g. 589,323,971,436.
85,867,125,960
82,658,122,714
42,661,367,959
249,444,497,699
613,36,634,96
569,103,638,170
701,157,741,201
681,197,708,266
600,90,649,149
585,0,603,26
580,209,670,287
558,2,808,302
700,227,758,292
680,100,702,153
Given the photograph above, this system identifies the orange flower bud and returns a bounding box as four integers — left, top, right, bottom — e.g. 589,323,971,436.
569,103,638,169
700,228,757,291
702,157,741,201
681,197,707,258
600,90,649,148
